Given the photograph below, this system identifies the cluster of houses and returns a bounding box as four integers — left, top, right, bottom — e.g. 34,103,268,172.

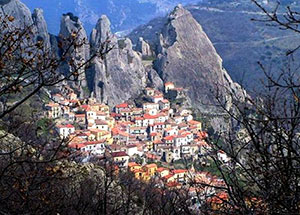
127,161,229,211
44,82,213,167
44,83,231,211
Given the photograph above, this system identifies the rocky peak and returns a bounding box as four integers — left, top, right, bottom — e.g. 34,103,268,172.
91,15,147,106
90,15,112,52
0,1,51,50
32,8,51,50
0,0,33,27
59,13,90,91
169,4,185,19
154,5,245,113
136,37,153,57
60,13,87,41
59,12,90,59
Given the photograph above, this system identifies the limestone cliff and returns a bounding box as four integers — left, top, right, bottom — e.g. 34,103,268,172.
90,15,147,106
0,0,33,27
136,37,153,57
153,5,245,112
59,13,90,90
0,0,52,51
32,8,51,50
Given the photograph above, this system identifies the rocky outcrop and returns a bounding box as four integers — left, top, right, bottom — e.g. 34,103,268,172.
32,8,51,50
0,0,33,27
59,13,90,90
147,68,164,90
0,0,52,51
90,15,112,53
91,15,147,106
136,37,153,57
153,5,245,112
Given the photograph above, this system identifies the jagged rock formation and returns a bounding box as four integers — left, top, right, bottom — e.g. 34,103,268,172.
59,12,90,90
147,68,164,90
32,8,51,50
0,0,33,27
90,15,147,106
153,5,244,112
90,15,112,52
136,37,153,57
2,0,246,112
0,0,52,53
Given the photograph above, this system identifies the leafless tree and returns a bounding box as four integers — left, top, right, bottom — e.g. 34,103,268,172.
195,1,300,214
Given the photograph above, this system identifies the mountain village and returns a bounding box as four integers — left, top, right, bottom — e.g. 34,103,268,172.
44,82,230,208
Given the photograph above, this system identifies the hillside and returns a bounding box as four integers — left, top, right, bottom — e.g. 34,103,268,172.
128,0,300,90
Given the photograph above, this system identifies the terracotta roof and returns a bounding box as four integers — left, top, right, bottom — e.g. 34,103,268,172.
75,114,85,118
95,119,108,125
145,163,157,169
111,113,121,117
46,103,60,107
150,132,158,137
128,162,140,168
160,99,170,104
172,169,187,174
157,167,169,173
164,135,175,141
189,120,201,125
126,144,137,148
111,151,129,157
174,87,183,91
120,108,132,113
81,105,90,111
83,140,106,145
144,114,158,120
164,82,174,86
68,143,85,149
115,103,129,108
96,111,107,115
154,122,165,126
57,124,74,128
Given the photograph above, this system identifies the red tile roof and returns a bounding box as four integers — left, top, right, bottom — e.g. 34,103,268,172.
157,167,169,173
75,114,85,118
144,114,158,120
145,163,157,169
161,99,170,103
189,120,201,125
164,135,175,141
115,103,129,108
111,151,129,157
165,82,174,86
128,162,140,168
57,124,74,128
81,105,90,111
172,169,187,174
95,119,108,125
